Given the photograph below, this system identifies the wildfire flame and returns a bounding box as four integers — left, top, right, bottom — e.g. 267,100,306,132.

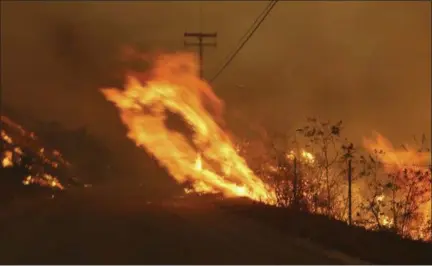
2,150,13,168
375,194,394,228
363,132,430,171
101,53,276,204
195,153,203,171
363,132,431,239
1,116,66,191
301,150,315,164
99,50,430,241
286,149,315,165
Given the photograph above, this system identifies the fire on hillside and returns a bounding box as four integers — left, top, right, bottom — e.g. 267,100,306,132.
102,51,431,242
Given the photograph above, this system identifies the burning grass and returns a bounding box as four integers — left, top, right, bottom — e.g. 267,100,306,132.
1,115,69,192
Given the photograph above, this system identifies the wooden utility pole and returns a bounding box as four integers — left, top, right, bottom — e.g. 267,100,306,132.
293,155,298,210
184,32,217,79
348,159,353,226
429,164,432,241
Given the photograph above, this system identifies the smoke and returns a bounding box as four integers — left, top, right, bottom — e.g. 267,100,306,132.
1,1,430,176
211,2,431,145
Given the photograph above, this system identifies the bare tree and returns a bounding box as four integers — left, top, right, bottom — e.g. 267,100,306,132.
297,118,344,216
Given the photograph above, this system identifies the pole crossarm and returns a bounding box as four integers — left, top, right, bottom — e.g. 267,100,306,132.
184,32,217,79
184,32,217,38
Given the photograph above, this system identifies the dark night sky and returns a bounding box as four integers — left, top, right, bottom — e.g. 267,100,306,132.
1,1,431,152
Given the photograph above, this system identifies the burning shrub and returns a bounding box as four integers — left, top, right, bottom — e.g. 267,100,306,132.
354,134,432,241
355,150,431,240
237,119,431,242
295,118,348,217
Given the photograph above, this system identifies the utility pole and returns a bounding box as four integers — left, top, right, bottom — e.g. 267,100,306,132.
429,164,432,242
293,133,300,211
184,32,217,79
293,155,298,210
348,159,353,226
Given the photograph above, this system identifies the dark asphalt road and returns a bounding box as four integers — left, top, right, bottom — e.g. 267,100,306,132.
0,182,356,264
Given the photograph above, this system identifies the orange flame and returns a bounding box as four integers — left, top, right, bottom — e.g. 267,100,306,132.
101,53,276,204
1,116,66,190
363,132,430,171
195,153,203,171
2,150,13,167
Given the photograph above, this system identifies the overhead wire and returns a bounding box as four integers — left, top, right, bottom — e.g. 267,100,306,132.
210,0,279,83
220,1,274,61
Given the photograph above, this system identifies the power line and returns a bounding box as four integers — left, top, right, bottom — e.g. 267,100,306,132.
210,0,277,83
210,0,279,83
221,1,274,63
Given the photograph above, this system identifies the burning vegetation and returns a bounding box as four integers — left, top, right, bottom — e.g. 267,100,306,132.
239,122,431,242
1,115,69,192
102,51,431,242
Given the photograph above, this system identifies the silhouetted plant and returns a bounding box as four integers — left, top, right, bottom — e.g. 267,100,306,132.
356,149,388,230
297,118,344,216
237,119,431,242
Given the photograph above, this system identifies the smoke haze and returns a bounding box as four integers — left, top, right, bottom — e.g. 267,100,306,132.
1,1,430,170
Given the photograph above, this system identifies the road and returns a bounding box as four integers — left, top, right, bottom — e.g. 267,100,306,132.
0,182,362,264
